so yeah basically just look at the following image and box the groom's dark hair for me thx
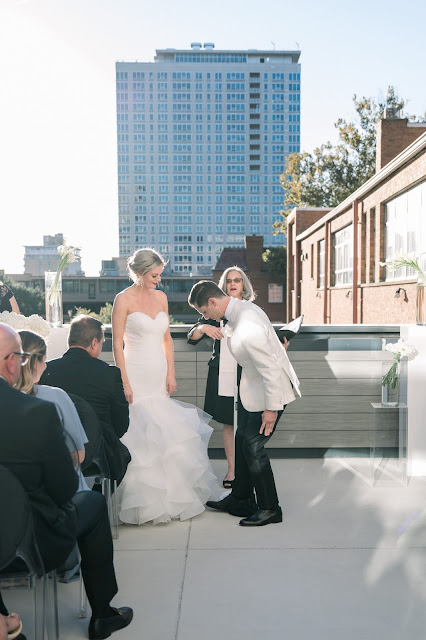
[188,281,227,308]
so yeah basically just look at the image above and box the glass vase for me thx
[416,280,426,325]
[45,271,63,327]
[381,360,399,407]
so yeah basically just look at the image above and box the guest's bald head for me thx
[0,323,23,387]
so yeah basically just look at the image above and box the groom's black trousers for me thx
[232,398,284,510]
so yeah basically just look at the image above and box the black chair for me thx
[67,393,102,473]
[0,465,59,640]
[67,395,119,618]
[68,392,119,530]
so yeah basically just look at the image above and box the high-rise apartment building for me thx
[116,44,301,273]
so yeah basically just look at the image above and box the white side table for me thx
[46,325,70,360]
[370,403,407,486]
[400,325,426,477]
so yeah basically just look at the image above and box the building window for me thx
[268,283,283,303]
[384,181,426,280]
[333,225,353,286]
[318,239,325,288]
[369,208,376,283]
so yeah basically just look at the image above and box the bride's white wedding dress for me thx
[117,311,222,525]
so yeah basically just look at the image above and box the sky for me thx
[0,0,425,276]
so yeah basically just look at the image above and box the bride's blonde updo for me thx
[127,247,167,286]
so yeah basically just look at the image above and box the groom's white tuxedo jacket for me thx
[226,298,301,413]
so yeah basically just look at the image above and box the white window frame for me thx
[333,225,353,287]
[384,180,426,280]
[318,239,325,288]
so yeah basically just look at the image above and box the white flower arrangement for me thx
[47,242,79,300]
[382,339,416,389]
[0,311,51,338]
[380,252,426,285]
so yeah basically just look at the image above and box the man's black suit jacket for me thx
[40,348,130,483]
[0,378,78,571]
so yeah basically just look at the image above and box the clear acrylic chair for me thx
[0,464,59,640]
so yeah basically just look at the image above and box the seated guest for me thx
[17,329,89,492]
[0,280,20,314]
[40,315,130,484]
[0,324,133,639]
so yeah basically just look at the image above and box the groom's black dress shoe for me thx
[89,607,133,639]
[206,494,257,517]
[239,507,283,527]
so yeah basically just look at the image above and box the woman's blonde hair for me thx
[127,247,167,285]
[218,266,256,302]
[17,330,46,395]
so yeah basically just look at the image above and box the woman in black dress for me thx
[187,267,255,488]
[0,281,20,314]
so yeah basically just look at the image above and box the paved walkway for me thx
[8,458,426,639]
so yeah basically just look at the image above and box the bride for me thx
[112,247,222,525]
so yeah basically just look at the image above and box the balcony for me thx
[9,460,426,638]
[97,324,401,452]
[8,324,426,639]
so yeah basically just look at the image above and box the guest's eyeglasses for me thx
[3,352,31,366]
[226,278,243,284]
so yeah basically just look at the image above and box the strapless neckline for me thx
[127,310,167,321]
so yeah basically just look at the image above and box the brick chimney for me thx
[376,115,426,172]
[245,235,264,271]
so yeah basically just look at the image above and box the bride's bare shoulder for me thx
[154,289,168,305]
[114,286,136,306]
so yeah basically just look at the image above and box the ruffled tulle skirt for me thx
[116,395,223,525]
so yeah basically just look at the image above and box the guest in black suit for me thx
[0,323,133,639]
[40,315,130,484]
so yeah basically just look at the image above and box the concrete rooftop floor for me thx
[7,457,426,640]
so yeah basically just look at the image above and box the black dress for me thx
[187,318,236,425]
[0,282,13,312]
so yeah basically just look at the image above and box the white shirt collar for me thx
[224,296,237,321]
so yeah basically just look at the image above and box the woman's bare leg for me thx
[223,423,235,482]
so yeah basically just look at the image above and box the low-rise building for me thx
[24,233,83,277]
[287,117,426,324]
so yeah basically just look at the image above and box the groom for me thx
[188,281,300,526]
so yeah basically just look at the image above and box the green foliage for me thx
[274,87,420,235]
[73,306,99,319]
[262,247,287,275]
[1,276,45,316]
[98,303,113,324]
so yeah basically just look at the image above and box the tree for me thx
[274,87,423,235]
[1,277,45,316]
[73,307,99,319]
[98,303,113,324]
[262,246,287,276]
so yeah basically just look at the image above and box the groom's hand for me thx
[260,410,278,436]
[201,324,224,340]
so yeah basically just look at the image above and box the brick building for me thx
[287,118,426,324]
[213,235,286,322]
